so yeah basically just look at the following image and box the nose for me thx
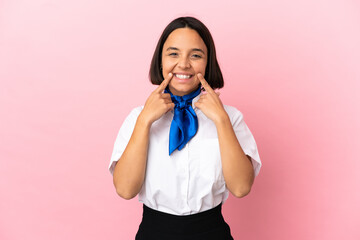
[178,56,191,69]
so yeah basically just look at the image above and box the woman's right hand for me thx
[139,73,175,125]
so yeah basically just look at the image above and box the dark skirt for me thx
[135,203,234,240]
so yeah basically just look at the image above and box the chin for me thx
[171,86,199,96]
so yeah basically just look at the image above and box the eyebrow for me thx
[166,47,205,54]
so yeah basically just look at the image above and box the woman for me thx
[109,16,262,240]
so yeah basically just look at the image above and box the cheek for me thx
[161,62,173,78]
[195,75,201,84]
[162,58,176,71]
[195,62,207,75]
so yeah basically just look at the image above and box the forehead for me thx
[163,28,207,52]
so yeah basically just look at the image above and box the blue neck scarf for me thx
[164,86,201,155]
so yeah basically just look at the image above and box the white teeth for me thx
[175,74,191,79]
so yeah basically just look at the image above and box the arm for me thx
[214,115,255,198]
[194,73,255,198]
[112,115,151,200]
[112,73,174,199]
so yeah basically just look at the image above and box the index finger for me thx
[197,73,215,93]
[155,73,173,93]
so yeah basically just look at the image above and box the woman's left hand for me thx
[194,73,229,125]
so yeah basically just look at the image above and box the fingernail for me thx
[168,73,172,76]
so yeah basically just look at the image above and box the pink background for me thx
[1,0,359,239]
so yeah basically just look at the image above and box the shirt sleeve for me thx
[108,107,143,176]
[226,106,262,177]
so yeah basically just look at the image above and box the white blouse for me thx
[109,93,262,215]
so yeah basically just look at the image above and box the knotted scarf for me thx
[164,86,201,155]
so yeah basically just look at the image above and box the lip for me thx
[173,72,194,76]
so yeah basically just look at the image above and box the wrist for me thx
[137,112,153,129]
[214,112,231,128]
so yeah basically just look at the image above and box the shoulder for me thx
[125,105,144,118]
[223,104,244,122]
[129,105,144,116]
[120,106,144,126]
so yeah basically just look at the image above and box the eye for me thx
[168,52,178,56]
[192,54,202,59]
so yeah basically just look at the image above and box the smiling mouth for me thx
[174,74,193,79]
